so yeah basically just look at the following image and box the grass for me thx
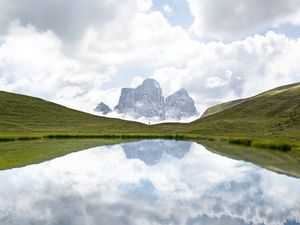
[201,99,245,118]
[0,82,299,171]
[0,137,16,142]
[199,140,300,178]
[45,133,184,140]
[0,139,129,170]
[228,138,253,146]
[228,138,292,151]
[251,140,292,151]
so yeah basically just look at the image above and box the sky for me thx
[0,0,300,117]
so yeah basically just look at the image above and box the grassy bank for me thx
[1,133,299,152]
[1,138,299,178]
[199,140,300,178]
[228,138,292,151]
[0,139,130,170]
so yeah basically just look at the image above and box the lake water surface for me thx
[0,139,299,225]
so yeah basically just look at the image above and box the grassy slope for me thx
[0,91,151,137]
[179,83,300,143]
[1,83,300,143]
[201,99,245,118]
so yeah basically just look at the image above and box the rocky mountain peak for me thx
[177,88,188,94]
[140,78,161,89]
[114,88,136,114]
[165,88,198,120]
[94,102,112,115]
[114,78,164,119]
[95,78,198,121]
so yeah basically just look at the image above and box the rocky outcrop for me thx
[165,88,198,120]
[114,79,165,119]
[96,78,198,120]
[114,88,136,115]
[94,102,112,115]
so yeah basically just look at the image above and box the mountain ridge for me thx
[97,78,198,120]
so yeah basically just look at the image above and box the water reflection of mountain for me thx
[121,140,192,165]
[1,141,300,225]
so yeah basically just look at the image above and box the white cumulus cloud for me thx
[187,0,300,39]
[0,0,300,119]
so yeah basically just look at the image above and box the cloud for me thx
[187,0,300,39]
[0,0,300,117]
[151,31,300,111]
[0,2,197,114]
[0,22,115,112]
[80,10,194,68]
[1,0,196,114]
[0,0,152,43]
[163,4,173,14]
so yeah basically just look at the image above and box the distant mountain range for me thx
[95,78,198,120]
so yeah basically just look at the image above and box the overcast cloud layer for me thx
[0,0,300,117]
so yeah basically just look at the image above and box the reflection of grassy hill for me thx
[199,140,300,178]
[0,139,125,170]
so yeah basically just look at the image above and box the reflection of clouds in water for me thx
[120,178,157,204]
[0,140,299,225]
[187,215,249,225]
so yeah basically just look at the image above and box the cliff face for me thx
[165,88,198,120]
[114,79,165,119]
[134,79,165,119]
[97,78,198,120]
[114,88,136,115]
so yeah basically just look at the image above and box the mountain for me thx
[165,88,198,120]
[134,79,165,118]
[114,88,136,115]
[114,79,165,119]
[113,78,198,120]
[94,102,112,115]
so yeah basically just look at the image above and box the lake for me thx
[0,139,299,225]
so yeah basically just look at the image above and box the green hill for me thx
[181,82,300,142]
[1,82,300,145]
[201,99,245,118]
[0,91,150,137]
[201,83,300,119]
[1,84,300,174]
